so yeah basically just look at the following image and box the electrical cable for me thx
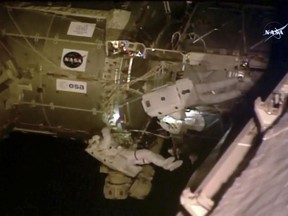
[130,129,171,139]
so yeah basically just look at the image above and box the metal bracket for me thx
[180,188,214,216]
[254,92,286,132]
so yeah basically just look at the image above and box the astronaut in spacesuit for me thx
[85,127,183,177]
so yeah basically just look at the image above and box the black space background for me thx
[0,132,193,216]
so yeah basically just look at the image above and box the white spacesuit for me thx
[85,127,183,177]
[142,76,253,134]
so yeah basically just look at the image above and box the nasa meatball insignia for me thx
[60,49,88,72]
[63,52,83,68]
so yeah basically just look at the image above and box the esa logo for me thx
[68,83,85,90]
[56,79,87,94]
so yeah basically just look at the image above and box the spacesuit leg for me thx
[199,90,242,104]
[194,78,239,94]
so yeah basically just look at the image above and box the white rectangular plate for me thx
[56,79,87,94]
[67,22,96,37]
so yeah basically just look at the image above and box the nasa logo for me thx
[63,52,83,68]
[68,83,85,90]
[263,22,288,42]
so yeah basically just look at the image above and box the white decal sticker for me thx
[56,79,87,94]
[60,48,88,72]
[67,22,96,37]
